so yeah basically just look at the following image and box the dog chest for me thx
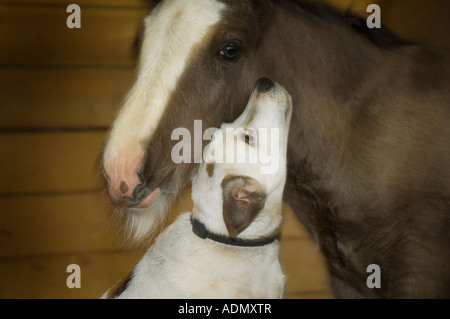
[118,213,285,298]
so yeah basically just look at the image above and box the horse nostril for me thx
[120,181,129,194]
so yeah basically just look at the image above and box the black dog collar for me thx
[190,216,279,247]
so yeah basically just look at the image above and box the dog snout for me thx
[255,77,275,93]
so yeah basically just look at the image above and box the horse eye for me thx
[219,43,240,60]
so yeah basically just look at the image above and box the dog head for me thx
[192,78,292,239]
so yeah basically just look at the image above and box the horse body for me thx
[285,44,450,297]
[102,0,450,298]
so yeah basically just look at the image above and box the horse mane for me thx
[146,0,414,49]
[287,0,416,49]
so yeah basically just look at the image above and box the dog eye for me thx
[219,43,240,60]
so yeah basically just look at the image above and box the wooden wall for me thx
[0,0,154,299]
[0,0,448,299]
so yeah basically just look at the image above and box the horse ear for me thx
[222,176,267,239]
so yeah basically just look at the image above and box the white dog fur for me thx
[102,78,292,299]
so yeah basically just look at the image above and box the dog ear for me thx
[222,176,267,239]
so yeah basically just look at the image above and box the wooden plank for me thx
[0,0,154,8]
[0,188,193,258]
[0,237,330,298]
[0,175,312,256]
[280,237,331,296]
[0,192,118,258]
[0,68,134,129]
[0,238,331,298]
[0,250,145,298]
[379,0,450,49]
[0,5,148,66]
[0,132,107,194]
[281,203,311,240]
[285,291,332,299]
[324,0,450,49]
[2,0,447,68]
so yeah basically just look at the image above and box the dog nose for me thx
[255,77,275,93]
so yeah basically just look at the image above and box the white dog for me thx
[102,78,292,299]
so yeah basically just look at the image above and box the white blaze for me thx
[104,0,225,165]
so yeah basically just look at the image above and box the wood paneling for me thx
[0,238,331,299]
[0,192,117,257]
[379,0,450,48]
[325,0,450,48]
[0,68,133,129]
[281,238,331,297]
[0,132,107,194]
[281,203,311,240]
[0,5,148,66]
[0,187,194,258]
[1,0,153,8]
[0,250,145,299]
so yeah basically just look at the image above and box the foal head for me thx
[102,0,275,241]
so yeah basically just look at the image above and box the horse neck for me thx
[266,3,392,192]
